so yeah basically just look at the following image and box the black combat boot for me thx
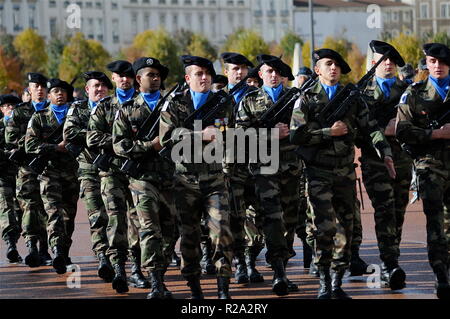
[52,246,67,274]
[147,270,166,299]
[284,259,299,292]
[5,239,21,263]
[302,240,313,269]
[349,250,370,276]
[217,276,231,299]
[24,240,41,267]
[234,254,249,284]
[186,275,204,299]
[317,267,332,299]
[245,248,264,283]
[161,269,173,299]
[380,262,406,290]
[97,252,114,283]
[64,246,73,266]
[200,240,216,275]
[433,263,450,300]
[128,262,150,288]
[331,269,352,299]
[271,258,289,296]
[38,239,52,266]
[112,263,129,293]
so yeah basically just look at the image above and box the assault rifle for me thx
[120,83,184,179]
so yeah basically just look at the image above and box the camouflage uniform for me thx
[396,79,450,271]
[360,77,412,267]
[159,89,234,280]
[86,94,140,266]
[290,81,392,272]
[63,100,109,257]
[24,107,79,253]
[4,102,48,250]
[112,93,176,272]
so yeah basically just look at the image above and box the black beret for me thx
[248,67,260,79]
[83,71,113,90]
[47,78,74,102]
[107,60,135,77]
[27,73,48,85]
[133,57,169,82]
[221,52,254,68]
[297,66,313,76]
[423,43,450,66]
[369,40,405,67]
[312,49,351,74]
[181,55,216,78]
[213,74,228,85]
[0,94,22,106]
[256,54,294,81]
[418,58,428,71]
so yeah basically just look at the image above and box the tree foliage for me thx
[0,46,23,94]
[13,28,48,75]
[46,37,68,78]
[221,28,270,66]
[388,33,423,66]
[277,31,303,66]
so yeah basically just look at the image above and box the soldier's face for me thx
[426,56,450,79]
[0,104,13,117]
[112,73,134,90]
[86,79,109,103]
[185,65,212,93]
[22,90,31,103]
[246,77,260,88]
[29,82,47,102]
[373,53,396,78]
[296,75,308,87]
[137,67,162,93]
[48,88,68,105]
[224,63,249,85]
[315,58,341,85]
[259,64,281,88]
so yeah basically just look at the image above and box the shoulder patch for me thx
[67,107,75,116]
[399,92,409,104]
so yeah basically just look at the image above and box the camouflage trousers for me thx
[129,175,176,272]
[173,169,234,278]
[0,164,22,242]
[17,166,47,243]
[100,171,139,265]
[78,164,109,256]
[244,175,265,255]
[360,155,412,264]
[305,164,356,271]
[39,167,79,250]
[295,170,308,243]
[415,158,450,269]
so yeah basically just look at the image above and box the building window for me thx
[392,11,399,22]
[0,5,4,28]
[403,10,411,22]
[50,17,57,37]
[29,4,36,29]
[185,13,191,27]
[86,2,93,8]
[96,2,102,9]
[420,3,429,19]
[209,0,216,5]
[131,12,138,36]
[49,1,57,8]
[112,2,118,9]
[13,5,21,32]
[198,13,204,32]
[144,13,150,29]
[112,19,120,43]
[209,13,216,36]
[441,2,450,18]
[159,12,166,26]
[172,13,179,30]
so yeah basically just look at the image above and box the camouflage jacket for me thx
[396,78,450,163]
[290,80,392,168]
[25,106,78,171]
[63,100,99,167]
[86,92,139,174]
[112,93,174,179]
[360,77,409,158]
[159,88,233,174]
[0,114,6,165]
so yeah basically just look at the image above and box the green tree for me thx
[321,36,353,83]
[346,43,366,83]
[0,33,18,58]
[185,34,217,62]
[222,28,270,65]
[388,33,423,66]
[46,37,68,78]
[429,32,450,47]
[13,28,48,75]
[278,31,303,66]
[301,40,312,68]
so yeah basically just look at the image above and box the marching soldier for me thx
[236,54,300,296]
[25,79,79,274]
[112,57,176,299]
[63,71,115,282]
[359,40,412,289]
[0,95,23,263]
[5,73,51,268]
[395,43,450,299]
[290,48,395,299]
[159,55,234,299]
[87,60,148,293]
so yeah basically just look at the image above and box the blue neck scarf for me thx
[32,100,47,112]
[429,75,450,101]
[116,88,135,105]
[88,100,98,109]
[190,90,210,110]
[141,91,161,111]
[4,112,12,122]
[376,76,397,99]
[50,104,69,124]
[321,83,339,100]
[263,84,283,103]
[229,84,247,104]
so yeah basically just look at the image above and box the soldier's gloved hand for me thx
[275,122,290,139]
[151,136,163,151]
[384,156,396,179]
[384,118,396,137]
[202,126,218,142]
[56,141,68,153]
[330,121,348,137]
